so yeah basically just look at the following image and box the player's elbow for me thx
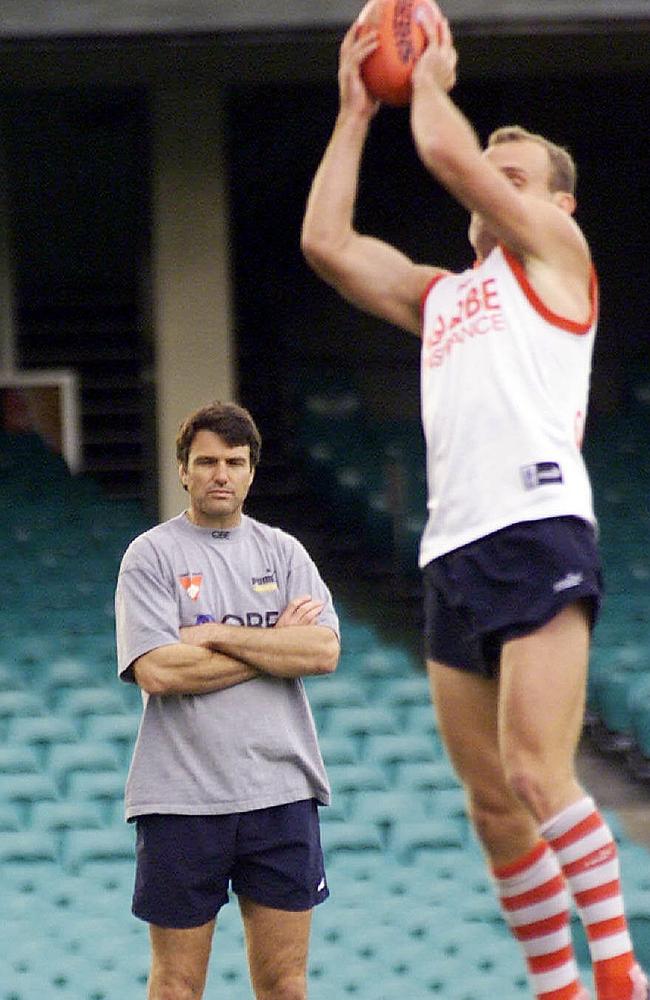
[300,222,349,282]
[133,656,172,696]
[312,632,340,675]
[300,227,333,275]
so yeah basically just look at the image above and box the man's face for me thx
[469,139,558,254]
[180,429,255,529]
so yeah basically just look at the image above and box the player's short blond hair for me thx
[487,125,577,196]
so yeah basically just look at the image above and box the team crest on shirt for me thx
[179,574,203,601]
[251,569,278,593]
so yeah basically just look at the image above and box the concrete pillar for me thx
[0,109,17,371]
[152,87,234,521]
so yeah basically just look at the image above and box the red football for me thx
[358,0,437,106]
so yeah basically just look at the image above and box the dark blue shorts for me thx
[422,516,602,678]
[132,799,329,928]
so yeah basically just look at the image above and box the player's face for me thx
[180,429,255,529]
[468,139,556,255]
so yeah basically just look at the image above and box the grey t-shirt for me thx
[115,512,339,820]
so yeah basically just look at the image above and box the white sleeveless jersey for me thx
[419,244,598,568]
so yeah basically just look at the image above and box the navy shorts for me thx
[132,799,329,928]
[422,516,603,678]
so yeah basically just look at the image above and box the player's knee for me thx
[254,971,307,1000]
[504,763,549,821]
[468,792,531,855]
[148,967,206,1000]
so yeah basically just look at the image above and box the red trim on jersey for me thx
[501,245,598,336]
[419,271,450,326]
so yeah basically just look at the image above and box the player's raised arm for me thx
[409,4,590,296]
[301,20,442,336]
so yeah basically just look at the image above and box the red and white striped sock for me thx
[494,840,587,1000]
[542,796,647,1000]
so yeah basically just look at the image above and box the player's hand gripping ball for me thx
[358,0,440,106]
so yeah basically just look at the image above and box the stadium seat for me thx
[325,705,399,738]
[364,733,437,769]
[381,675,431,709]
[0,830,58,863]
[41,656,96,693]
[403,702,439,736]
[31,800,104,832]
[63,826,135,874]
[67,770,125,805]
[327,762,388,794]
[56,686,126,717]
[318,734,359,765]
[352,789,430,825]
[321,821,384,859]
[0,744,40,773]
[0,802,22,831]
[84,712,140,744]
[0,771,58,804]
[430,786,468,821]
[396,759,461,791]
[0,689,42,718]
[8,714,79,747]
[392,818,466,862]
[303,676,366,710]
[48,741,122,791]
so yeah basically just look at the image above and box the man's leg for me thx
[429,658,587,1000]
[147,920,215,1000]
[239,896,312,1000]
[499,601,647,1000]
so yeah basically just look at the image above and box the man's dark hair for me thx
[176,401,262,471]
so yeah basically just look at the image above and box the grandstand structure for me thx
[0,2,649,998]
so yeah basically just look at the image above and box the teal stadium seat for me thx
[48,741,122,792]
[8,714,79,747]
[64,826,135,874]
[31,800,104,832]
[325,705,399,739]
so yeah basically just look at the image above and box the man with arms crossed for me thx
[301,6,646,1000]
[115,401,339,1000]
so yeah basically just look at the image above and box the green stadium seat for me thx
[31,800,104,832]
[318,734,359,766]
[303,676,365,710]
[364,733,437,768]
[0,689,42,718]
[64,826,135,874]
[403,702,440,736]
[355,645,421,680]
[0,771,58,804]
[325,705,398,738]
[327,762,388,794]
[352,789,430,825]
[0,744,40,773]
[396,759,461,791]
[392,818,466,862]
[83,712,140,744]
[381,676,431,709]
[321,821,384,859]
[67,770,125,805]
[56,687,126,717]
[0,802,22,831]
[0,830,58,863]
[48,741,122,791]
